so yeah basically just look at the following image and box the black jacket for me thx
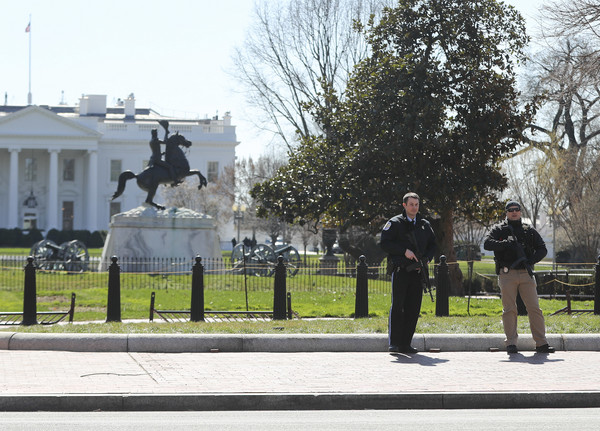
[483,218,547,273]
[380,211,436,270]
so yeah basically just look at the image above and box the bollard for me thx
[354,255,369,318]
[191,255,205,322]
[435,255,449,317]
[68,292,76,323]
[106,256,121,322]
[273,256,287,320]
[22,256,37,326]
[149,291,156,322]
[595,255,600,315]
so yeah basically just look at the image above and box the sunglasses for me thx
[507,208,521,213]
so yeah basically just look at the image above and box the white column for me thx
[86,149,98,231]
[8,148,20,228]
[47,149,59,230]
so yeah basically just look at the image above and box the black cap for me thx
[505,200,521,210]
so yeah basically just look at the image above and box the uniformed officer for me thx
[483,200,555,354]
[380,192,436,354]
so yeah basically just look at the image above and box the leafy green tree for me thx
[252,0,533,293]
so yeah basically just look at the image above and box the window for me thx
[25,158,37,182]
[62,201,74,231]
[207,161,219,182]
[63,159,75,181]
[110,202,121,221]
[110,160,122,182]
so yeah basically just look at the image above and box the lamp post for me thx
[232,203,246,243]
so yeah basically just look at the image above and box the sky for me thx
[2,0,547,159]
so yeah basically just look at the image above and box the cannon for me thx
[231,243,301,277]
[29,239,90,272]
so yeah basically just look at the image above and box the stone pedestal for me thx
[318,255,340,275]
[100,205,221,272]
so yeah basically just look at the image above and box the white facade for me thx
[0,94,238,234]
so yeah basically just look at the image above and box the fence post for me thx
[68,292,76,323]
[354,255,369,318]
[191,255,205,322]
[435,255,449,317]
[149,291,156,322]
[273,256,287,320]
[22,256,37,326]
[595,255,600,315]
[106,256,121,322]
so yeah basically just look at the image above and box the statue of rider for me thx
[147,120,180,186]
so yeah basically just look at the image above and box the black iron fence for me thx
[0,255,394,294]
[1,254,599,324]
[2,255,600,298]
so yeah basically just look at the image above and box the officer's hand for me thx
[405,249,417,261]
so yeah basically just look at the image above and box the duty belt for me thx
[501,266,528,273]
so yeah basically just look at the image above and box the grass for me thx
[1,247,599,334]
[2,287,599,334]
[7,314,600,335]
[2,280,592,321]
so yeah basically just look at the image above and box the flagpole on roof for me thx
[27,14,32,105]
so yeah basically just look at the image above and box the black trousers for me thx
[388,269,423,347]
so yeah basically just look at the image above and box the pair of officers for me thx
[380,194,555,355]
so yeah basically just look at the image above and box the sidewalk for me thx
[1,333,599,411]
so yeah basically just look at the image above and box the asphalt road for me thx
[1,409,599,430]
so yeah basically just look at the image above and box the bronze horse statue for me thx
[111,132,207,210]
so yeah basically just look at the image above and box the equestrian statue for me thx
[111,120,207,210]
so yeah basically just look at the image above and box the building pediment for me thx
[0,105,101,139]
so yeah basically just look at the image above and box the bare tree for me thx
[161,165,235,234]
[543,0,600,41]
[504,149,549,229]
[234,154,290,244]
[231,0,391,151]
[523,36,600,261]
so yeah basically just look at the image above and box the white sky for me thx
[2,0,547,159]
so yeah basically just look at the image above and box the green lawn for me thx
[1,248,599,334]
[7,313,600,335]
[1,284,599,334]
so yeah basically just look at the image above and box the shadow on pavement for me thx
[389,353,449,366]
[502,353,565,364]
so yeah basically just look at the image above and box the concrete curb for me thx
[1,391,600,411]
[1,332,599,352]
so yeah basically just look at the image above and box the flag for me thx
[25,22,30,33]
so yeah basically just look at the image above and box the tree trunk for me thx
[431,208,464,296]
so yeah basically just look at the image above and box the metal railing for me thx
[0,255,392,294]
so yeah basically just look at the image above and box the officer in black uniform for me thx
[380,192,436,354]
[483,200,555,354]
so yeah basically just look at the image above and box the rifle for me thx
[506,225,534,277]
[407,230,434,302]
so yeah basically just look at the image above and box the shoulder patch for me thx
[383,221,392,231]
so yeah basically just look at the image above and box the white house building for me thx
[0,94,238,236]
